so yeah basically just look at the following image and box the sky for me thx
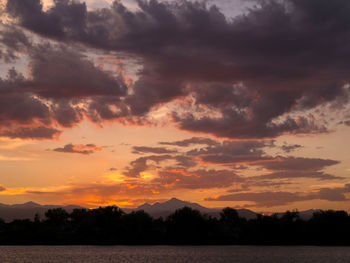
[0,0,350,212]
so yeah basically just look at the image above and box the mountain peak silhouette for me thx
[135,198,212,216]
[13,201,41,208]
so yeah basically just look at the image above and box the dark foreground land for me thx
[0,206,349,245]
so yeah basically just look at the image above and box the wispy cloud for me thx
[53,143,103,155]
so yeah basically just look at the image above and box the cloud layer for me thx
[205,184,350,207]
[113,137,345,204]
[1,0,350,139]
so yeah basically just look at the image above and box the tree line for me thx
[0,206,349,245]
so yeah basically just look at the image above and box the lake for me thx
[0,246,349,262]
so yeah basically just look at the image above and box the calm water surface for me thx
[0,246,349,263]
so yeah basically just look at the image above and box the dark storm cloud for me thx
[27,44,127,99]
[0,126,62,139]
[53,143,103,155]
[132,146,177,154]
[0,84,51,125]
[7,0,350,138]
[0,24,32,62]
[51,100,83,128]
[4,0,350,139]
[174,114,328,140]
[6,0,87,38]
[27,44,128,123]
[0,68,58,140]
[205,184,350,207]
[0,41,129,138]
[0,68,63,140]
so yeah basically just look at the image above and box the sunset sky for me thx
[0,0,350,212]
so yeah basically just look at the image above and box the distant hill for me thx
[0,199,323,222]
[132,198,214,218]
[128,198,258,220]
[0,202,83,222]
[0,199,257,222]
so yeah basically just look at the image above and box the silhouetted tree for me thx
[0,206,349,245]
[219,207,246,243]
[166,207,208,244]
[307,210,350,245]
[0,217,5,233]
[45,208,69,225]
[121,210,157,244]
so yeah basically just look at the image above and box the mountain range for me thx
[0,198,317,222]
[125,198,258,219]
[0,201,82,222]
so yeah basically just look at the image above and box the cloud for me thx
[0,185,6,191]
[231,181,294,193]
[251,156,342,181]
[0,126,62,140]
[124,154,173,177]
[0,42,129,139]
[123,138,343,189]
[159,137,219,147]
[53,143,103,155]
[0,68,60,140]
[132,146,177,154]
[6,0,86,38]
[0,24,32,62]
[281,143,303,153]
[124,151,200,177]
[0,69,51,126]
[172,155,198,168]
[205,184,350,207]
[153,168,243,189]
[27,44,127,100]
[187,140,274,165]
[255,170,342,181]
[3,0,350,139]
[257,156,339,172]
